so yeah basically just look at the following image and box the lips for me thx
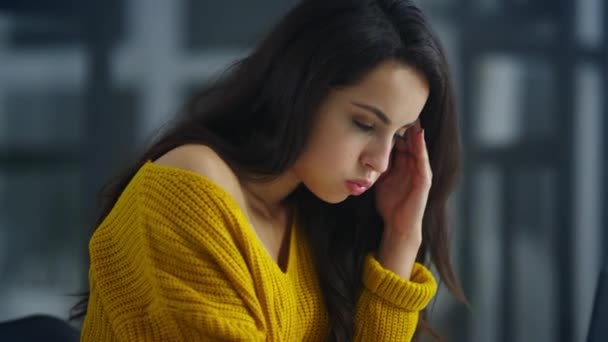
[345,179,373,196]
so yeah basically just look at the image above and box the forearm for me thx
[377,226,422,280]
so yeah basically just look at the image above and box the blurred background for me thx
[0,0,605,341]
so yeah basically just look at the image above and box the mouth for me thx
[345,179,372,196]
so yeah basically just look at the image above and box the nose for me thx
[360,139,393,174]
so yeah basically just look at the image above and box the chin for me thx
[303,186,345,204]
[324,196,348,204]
[317,191,349,204]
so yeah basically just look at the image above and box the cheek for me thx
[314,127,360,162]
[314,139,358,171]
[297,116,366,176]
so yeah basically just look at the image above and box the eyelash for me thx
[353,120,407,140]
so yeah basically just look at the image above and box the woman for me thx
[76,0,466,340]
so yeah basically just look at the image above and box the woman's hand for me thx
[373,120,433,278]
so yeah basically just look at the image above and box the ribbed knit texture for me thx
[81,161,438,341]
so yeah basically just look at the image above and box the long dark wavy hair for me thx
[72,0,467,340]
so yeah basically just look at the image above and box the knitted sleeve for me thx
[81,166,266,341]
[353,254,438,341]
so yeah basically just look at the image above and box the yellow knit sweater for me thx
[81,161,438,341]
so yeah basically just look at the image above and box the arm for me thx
[358,124,437,340]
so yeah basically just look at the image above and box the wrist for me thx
[377,227,422,279]
[383,224,423,246]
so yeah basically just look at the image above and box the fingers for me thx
[416,128,433,182]
[394,134,409,153]
[389,120,432,182]
[412,119,422,131]
[404,122,432,182]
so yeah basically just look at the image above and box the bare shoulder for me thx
[153,144,243,198]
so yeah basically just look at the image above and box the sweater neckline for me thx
[141,160,298,277]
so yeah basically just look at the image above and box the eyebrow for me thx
[350,101,417,128]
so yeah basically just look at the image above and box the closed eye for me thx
[353,120,374,132]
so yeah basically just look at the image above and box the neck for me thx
[239,170,300,220]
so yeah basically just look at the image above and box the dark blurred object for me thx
[0,315,79,341]
[0,0,123,48]
[184,0,296,49]
[0,0,82,14]
[587,265,608,342]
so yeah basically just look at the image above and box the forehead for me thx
[331,61,429,126]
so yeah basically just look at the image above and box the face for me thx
[292,60,430,203]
